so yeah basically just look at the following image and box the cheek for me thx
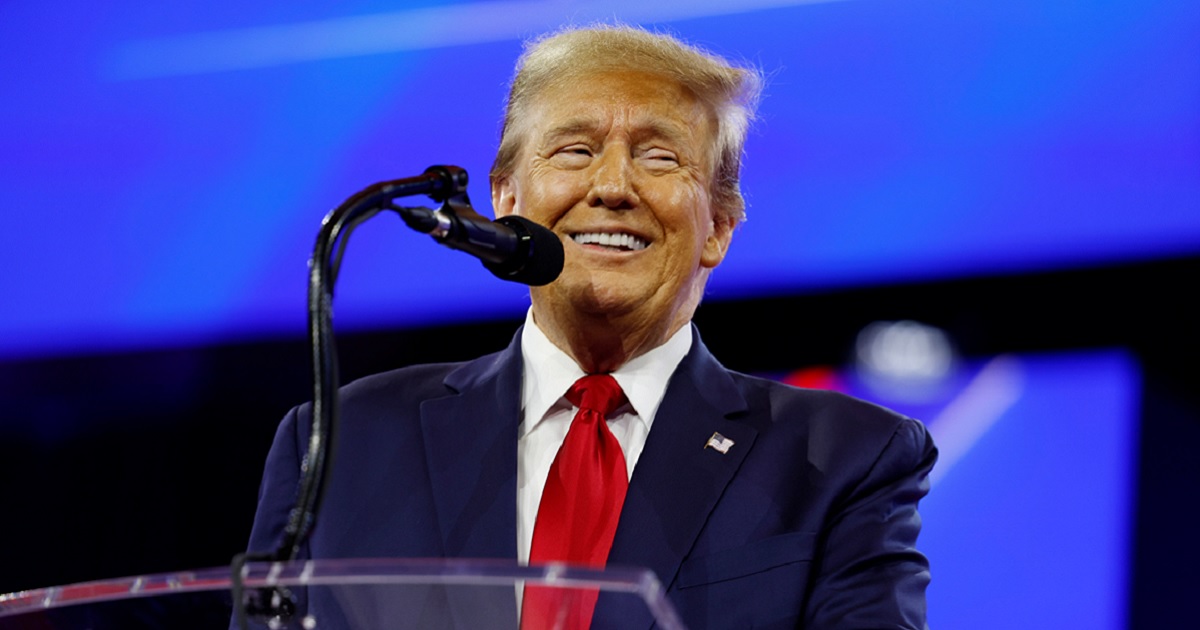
[663,185,693,209]
[521,172,586,221]
[660,184,712,235]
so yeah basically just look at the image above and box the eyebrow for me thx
[537,117,693,149]
[637,120,691,148]
[537,119,600,146]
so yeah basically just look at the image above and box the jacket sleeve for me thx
[231,407,311,630]
[805,417,937,629]
[245,405,308,560]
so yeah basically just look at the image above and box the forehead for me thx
[522,70,715,148]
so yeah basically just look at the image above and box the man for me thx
[246,25,936,629]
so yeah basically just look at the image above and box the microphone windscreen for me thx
[488,215,564,286]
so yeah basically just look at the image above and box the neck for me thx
[531,306,691,374]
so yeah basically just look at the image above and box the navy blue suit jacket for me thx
[246,328,936,629]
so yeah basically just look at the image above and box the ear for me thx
[700,215,737,269]
[491,175,517,219]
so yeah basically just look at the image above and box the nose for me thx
[586,149,639,210]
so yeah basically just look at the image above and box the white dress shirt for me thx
[516,309,693,564]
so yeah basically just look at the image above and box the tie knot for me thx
[566,374,627,417]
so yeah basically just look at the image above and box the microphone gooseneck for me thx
[232,166,561,630]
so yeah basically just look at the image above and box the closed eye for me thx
[640,147,680,170]
[549,144,593,168]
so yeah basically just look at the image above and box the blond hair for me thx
[490,25,762,222]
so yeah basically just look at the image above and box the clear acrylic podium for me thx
[0,558,686,629]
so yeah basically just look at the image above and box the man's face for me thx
[492,70,734,334]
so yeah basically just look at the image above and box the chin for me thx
[540,277,648,319]
[582,285,648,317]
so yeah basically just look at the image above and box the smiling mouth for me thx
[571,232,649,252]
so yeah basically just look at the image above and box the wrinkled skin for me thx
[492,70,736,372]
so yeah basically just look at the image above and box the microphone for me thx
[400,204,565,286]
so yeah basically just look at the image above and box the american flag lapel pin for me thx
[705,432,735,454]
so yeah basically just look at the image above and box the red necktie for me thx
[523,374,629,630]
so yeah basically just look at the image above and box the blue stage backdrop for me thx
[4,0,1198,359]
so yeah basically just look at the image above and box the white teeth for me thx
[572,232,648,251]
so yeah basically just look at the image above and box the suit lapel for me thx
[600,329,757,628]
[419,333,524,560]
[417,326,755,627]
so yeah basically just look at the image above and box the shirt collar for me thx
[518,309,693,437]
